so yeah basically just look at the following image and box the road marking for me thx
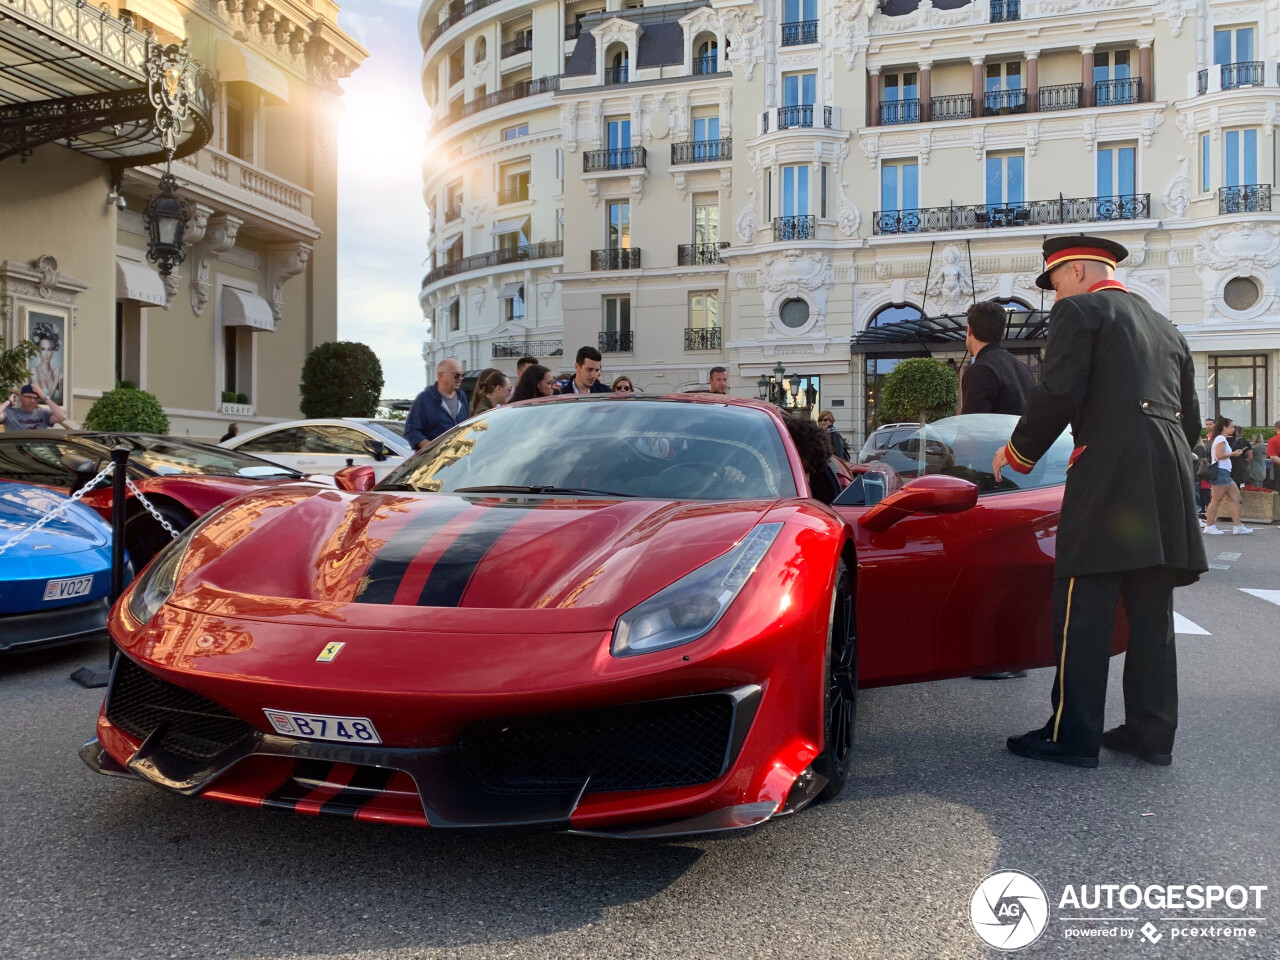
[1239,589,1280,608]
[1207,563,1231,570]
[1174,613,1210,636]
[1214,552,1242,562]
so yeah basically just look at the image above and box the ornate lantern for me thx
[143,172,191,277]
[142,42,197,277]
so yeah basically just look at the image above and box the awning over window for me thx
[121,0,186,38]
[491,216,528,236]
[439,296,459,311]
[221,287,276,331]
[500,282,524,298]
[217,41,290,105]
[115,259,167,306]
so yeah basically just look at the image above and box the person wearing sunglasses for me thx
[816,410,848,460]
[405,357,470,450]
[611,376,635,393]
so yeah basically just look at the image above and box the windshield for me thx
[89,435,303,479]
[872,414,1072,494]
[367,420,407,442]
[378,399,798,500]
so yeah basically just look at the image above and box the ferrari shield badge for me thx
[316,642,345,662]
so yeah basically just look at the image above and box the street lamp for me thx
[142,42,196,278]
[143,171,191,277]
[756,374,771,402]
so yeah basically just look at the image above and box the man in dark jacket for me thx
[960,301,1035,415]
[558,346,611,395]
[994,235,1207,768]
[405,358,469,450]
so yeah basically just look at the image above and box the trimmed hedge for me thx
[299,341,384,419]
[878,357,957,425]
[83,385,170,433]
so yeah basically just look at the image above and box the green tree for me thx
[0,335,36,396]
[879,357,957,425]
[299,341,384,418]
[82,384,170,433]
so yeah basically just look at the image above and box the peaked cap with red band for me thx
[1035,235,1129,290]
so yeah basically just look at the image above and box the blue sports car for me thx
[0,482,120,653]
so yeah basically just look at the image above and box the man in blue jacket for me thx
[405,358,469,450]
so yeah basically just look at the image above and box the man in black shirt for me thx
[960,301,1035,416]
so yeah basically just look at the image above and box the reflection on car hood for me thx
[0,483,110,559]
[169,488,776,629]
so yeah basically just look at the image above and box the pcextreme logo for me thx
[971,870,1051,951]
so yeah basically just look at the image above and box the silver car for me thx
[222,418,413,480]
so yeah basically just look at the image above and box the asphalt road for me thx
[2,527,1278,960]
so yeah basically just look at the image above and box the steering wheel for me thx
[655,460,722,497]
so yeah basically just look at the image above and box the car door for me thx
[831,415,1073,687]
[234,428,306,473]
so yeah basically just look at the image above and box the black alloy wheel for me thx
[814,559,857,801]
[124,503,195,573]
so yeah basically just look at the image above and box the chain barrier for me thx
[0,461,117,558]
[124,477,182,540]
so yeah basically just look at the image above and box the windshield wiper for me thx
[453,485,636,497]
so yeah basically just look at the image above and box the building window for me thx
[779,298,810,328]
[694,37,717,74]
[820,164,828,218]
[864,353,914,435]
[607,201,630,249]
[222,323,252,403]
[783,0,816,23]
[690,291,717,328]
[504,284,526,322]
[474,36,486,62]
[985,61,1024,113]
[503,123,530,140]
[555,147,564,181]
[114,302,142,388]
[693,197,719,244]
[692,111,719,143]
[1200,133,1211,192]
[1224,276,1262,312]
[1214,25,1255,64]
[607,117,630,153]
[500,163,530,202]
[782,72,816,107]
[881,71,919,124]
[1224,128,1259,186]
[781,164,809,216]
[880,159,919,211]
[449,299,461,332]
[602,295,632,352]
[495,216,530,253]
[1097,143,1136,197]
[1208,354,1267,425]
[985,152,1025,206]
[223,87,252,160]
[606,45,629,83]
[1094,50,1130,84]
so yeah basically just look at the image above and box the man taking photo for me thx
[1,383,67,431]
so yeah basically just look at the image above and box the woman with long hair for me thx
[511,364,557,402]
[469,370,510,417]
[1204,416,1252,534]
[611,375,635,393]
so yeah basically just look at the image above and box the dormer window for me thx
[694,37,717,75]
[606,45,629,84]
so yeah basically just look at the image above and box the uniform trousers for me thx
[1047,566,1180,756]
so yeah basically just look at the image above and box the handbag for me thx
[1195,456,1217,483]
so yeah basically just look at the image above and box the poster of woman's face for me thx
[25,310,66,406]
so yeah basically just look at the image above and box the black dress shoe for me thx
[1007,730,1099,768]
[973,671,1029,680]
[1102,726,1172,766]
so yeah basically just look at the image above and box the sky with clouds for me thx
[335,0,433,400]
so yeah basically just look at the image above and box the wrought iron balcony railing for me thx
[990,0,1020,21]
[685,327,722,350]
[429,0,502,47]
[591,248,642,270]
[499,185,529,204]
[1038,83,1081,111]
[879,98,920,125]
[872,194,1150,235]
[1196,68,1208,95]
[930,94,973,121]
[1095,77,1142,106]
[422,240,561,287]
[604,64,629,84]
[677,242,729,266]
[492,339,563,358]
[671,138,732,164]
[774,215,816,240]
[777,104,829,129]
[441,76,559,128]
[1219,184,1272,214]
[983,87,1027,114]
[781,20,818,45]
[444,202,463,223]
[500,35,532,58]
[583,146,647,172]
[564,22,581,40]
[693,54,718,75]
[599,331,634,353]
[1221,61,1266,89]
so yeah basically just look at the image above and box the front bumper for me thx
[0,598,109,653]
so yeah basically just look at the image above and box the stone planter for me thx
[1216,489,1277,523]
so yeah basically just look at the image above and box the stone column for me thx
[1138,40,1153,102]
[1081,45,1095,108]
[971,57,985,118]
[919,62,932,122]
[1026,51,1039,114]
[868,68,881,126]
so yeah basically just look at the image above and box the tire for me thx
[813,559,857,802]
[123,503,195,573]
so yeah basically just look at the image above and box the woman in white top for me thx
[1204,417,1252,535]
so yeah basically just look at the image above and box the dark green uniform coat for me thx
[1005,287,1208,585]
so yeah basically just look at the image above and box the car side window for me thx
[303,426,371,455]
[0,441,80,487]
[238,428,304,454]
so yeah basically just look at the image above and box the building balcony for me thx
[762,104,836,133]
[583,146,646,172]
[1094,77,1142,106]
[671,138,732,164]
[1038,83,1081,112]
[693,54,718,75]
[872,194,1150,235]
[604,64,629,84]
[591,248,642,270]
[685,327,722,350]
[879,98,920,125]
[498,185,529,204]
[774,215,816,240]
[1219,184,1272,215]
[983,88,1027,115]
[501,35,532,58]
[781,20,818,46]
[599,331,633,353]
[930,94,973,121]
[492,339,564,359]
[1196,61,1276,95]
[421,240,561,288]
[990,0,1020,22]
[564,22,581,40]
[444,202,463,223]
[677,242,729,266]
[428,0,502,47]
[448,65,464,86]
[439,76,559,129]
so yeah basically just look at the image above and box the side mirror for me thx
[333,464,376,492]
[61,454,98,494]
[363,438,388,462]
[858,474,978,532]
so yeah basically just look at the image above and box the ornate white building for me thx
[419,0,1280,444]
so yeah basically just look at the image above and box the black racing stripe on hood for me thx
[415,506,530,607]
[355,499,473,604]
[317,766,396,818]
[261,760,333,812]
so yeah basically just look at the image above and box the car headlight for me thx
[611,523,782,658]
[125,513,210,624]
